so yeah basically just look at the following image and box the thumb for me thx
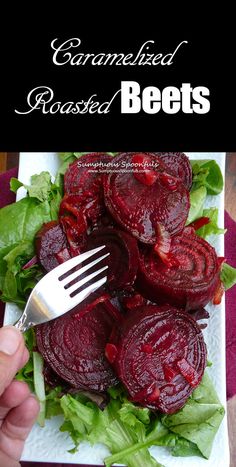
[0,326,26,397]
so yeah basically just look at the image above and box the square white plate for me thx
[4,153,229,466]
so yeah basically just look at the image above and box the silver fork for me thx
[14,246,109,333]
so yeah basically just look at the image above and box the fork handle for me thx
[14,313,33,333]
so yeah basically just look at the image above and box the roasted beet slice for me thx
[36,298,119,392]
[64,153,112,195]
[138,228,221,310]
[103,153,190,244]
[62,153,114,251]
[86,227,139,291]
[43,363,70,389]
[106,305,207,414]
[59,194,93,256]
[60,193,106,226]
[157,152,192,190]
[189,307,210,329]
[43,364,108,408]
[59,189,109,256]
[35,221,71,272]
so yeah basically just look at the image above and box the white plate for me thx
[4,153,229,466]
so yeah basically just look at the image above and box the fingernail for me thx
[0,326,22,355]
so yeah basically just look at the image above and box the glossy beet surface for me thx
[157,152,192,190]
[36,298,119,392]
[86,227,139,291]
[106,305,207,414]
[103,153,190,244]
[138,227,221,310]
[64,153,112,195]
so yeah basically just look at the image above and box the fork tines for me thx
[58,246,109,297]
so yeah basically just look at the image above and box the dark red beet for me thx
[35,221,71,272]
[189,307,210,329]
[43,363,69,389]
[60,193,106,227]
[106,305,207,414]
[157,152,192,190]
[86,227,139,291]
[43,364,109,408]
[122,293,147,311]
[103,153,190,244]
[212,280,225,305]
[59,194,91,256]
[36,298,119,392]
[92,211,116,231]
[138,228,221,310]
[64,153,112,195]
[62,153,114,253]
[59,190,108,256]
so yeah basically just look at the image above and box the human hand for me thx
[0,326,39,467]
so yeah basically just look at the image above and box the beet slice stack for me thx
[138,227,221,310]
[61,153,114,253]
[34,152,221,411]
[103,152,190,244]
[36,298,120,392]
[106,305,207,414]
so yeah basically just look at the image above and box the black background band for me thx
[1,13,235,151]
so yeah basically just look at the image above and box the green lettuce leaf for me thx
[59,393,162,467]
[0,172,62,305]
[60,394,100,452]
[45,386,64,419]
[0,197,51,252]
[162,372,225,459]
[16,328,35,391]
[33,351,46,427]
[60,394,95,434]
[105,371,225,464]
[57,371,224,466]
[16,330,62,425]
[55,153,79,191]
[0,242,43,306]
[10,171,62,218]
[11,172,51,202]
[196,207,226,238]
[49,188,62,220]
[105,420,163,467]
[221,262,236,290]
[191,159,223,195]
[186,186,207,224]
[118,399,150,427]
[0,197,51,304]
[171,437,202,457]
